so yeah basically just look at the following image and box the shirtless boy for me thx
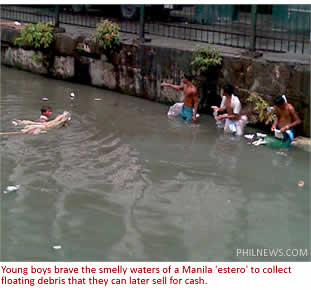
[161,74,199,123]
[271,95,301,145]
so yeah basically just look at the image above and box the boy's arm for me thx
[227,113,240,121]
[271,106,279,131]
[212,96,226,112]
[161,82,184,91]
[271,116,278,131]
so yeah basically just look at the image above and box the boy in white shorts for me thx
[212,84,247,136]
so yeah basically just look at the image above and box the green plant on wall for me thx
[191,44,222,74]
[75,43,86,54]
[91,19,120,52]
[247,92,276,123]
[15,22,55,49]
[32,54,42,64]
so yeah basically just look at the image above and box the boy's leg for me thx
[178,105,186,121]
[283,128,295,147]
[185,109,193,123]
[224,119,231,133]
[236,119,246,136]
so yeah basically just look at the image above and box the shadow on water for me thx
[1,65,310,261]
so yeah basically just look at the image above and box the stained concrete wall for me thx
[1,24,310,136]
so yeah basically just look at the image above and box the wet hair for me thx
[41,106,52,114]
[223,84,234,96]
[273,95,285,107]
[184,73,193,82]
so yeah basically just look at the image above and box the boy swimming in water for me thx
[40,106,52,122]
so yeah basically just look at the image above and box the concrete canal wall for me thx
[1,24,310,137]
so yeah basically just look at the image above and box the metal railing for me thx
[1,5,310,54]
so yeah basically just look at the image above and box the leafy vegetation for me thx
[191,44,222,74]
[15,22,55,49]
[91,19,120,52]
[32,54,42,64]
[247,92,276,123]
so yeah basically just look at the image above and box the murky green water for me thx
[1,66,310,261]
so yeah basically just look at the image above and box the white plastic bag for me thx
[167,102,183,117]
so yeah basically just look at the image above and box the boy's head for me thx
[273,95,285,107]
[41,106,52,117]
[183,73,193,83]
[222,84,234,96]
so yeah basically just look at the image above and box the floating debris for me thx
[12,120,18,126]
[14,21,21,26]
[3,185,20,194]
[52,245,62,250]
[70,92,75,99]
[252,139,266,146]
[12,111,71,135]
[276,151,287,157]
[94,98,102,101]
[256,132,267,138]
[41,97,49,101]
[244,134,255,140]
[297,180,304,188]
[83,43,91,53]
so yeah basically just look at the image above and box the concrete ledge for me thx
[292,137,311,152]
[0,22,22,44]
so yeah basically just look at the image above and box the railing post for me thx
[54,5,65,32]
[250,5,258,52]
[139,5,145,42]
[54,5,60,28]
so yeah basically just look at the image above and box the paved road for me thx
[1,5,310,56]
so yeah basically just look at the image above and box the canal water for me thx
[1,66,310,261]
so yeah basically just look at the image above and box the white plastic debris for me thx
[274,129,284,139]
[256,132,267,138]
[276,151,287,156]
[3,185,20,194]
[167,102,183,117]
[266,106,274,113]
[94,98,102,101]
[70,92,75,99]
[297,180,304,188]
[252,139,266,146]
[244,134,255,140]
[83,43,91,53]
[14,21,21,26]
[52,245,62,250]
[41,97,49,101]
[12,120,18,126]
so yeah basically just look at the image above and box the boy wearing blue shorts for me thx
[161,74,198,123]
[271,95,301,147]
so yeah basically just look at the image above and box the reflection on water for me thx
[1,66,310,261]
